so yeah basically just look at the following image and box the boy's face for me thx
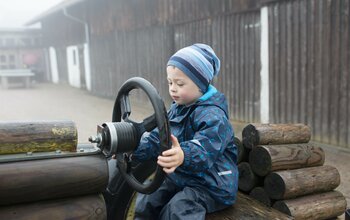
[166,66,202,106]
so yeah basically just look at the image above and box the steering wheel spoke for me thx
[120,95,131,120]
[142,114,157,132]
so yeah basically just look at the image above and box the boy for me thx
[133,43,238,219]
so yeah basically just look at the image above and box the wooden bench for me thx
[0,69,35,89]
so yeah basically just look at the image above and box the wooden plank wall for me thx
[90,27,174,102]
[39,0,349,149]
[90,10,261,123]
[268,0,350,148]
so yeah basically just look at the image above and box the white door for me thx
[49,47,59,84]
[66,46,81,88]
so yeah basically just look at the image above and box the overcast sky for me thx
[0,0,64,28]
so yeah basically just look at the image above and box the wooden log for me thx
[238,162,263,192]
[235,137,249,164]
[0,194,107,220]
[242,123,311,149]
[264,165,340,200]
[206,192,292,220]
[273,191,347,220]
[249,187,274,207]
[249,143,325,176]
[0,153,108,205]
[0,120,77,154]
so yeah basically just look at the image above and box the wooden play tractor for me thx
[0,77,297,219]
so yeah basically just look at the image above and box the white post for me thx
[49,47,59,84]
[84,43,91,91]
[260,6,269,123]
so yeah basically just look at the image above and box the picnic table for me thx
[0,69,35,89]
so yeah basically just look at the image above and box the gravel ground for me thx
[1,82,349,217]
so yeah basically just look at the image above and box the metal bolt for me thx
[89,135,101,144]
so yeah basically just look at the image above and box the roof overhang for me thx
[25,0,86,26]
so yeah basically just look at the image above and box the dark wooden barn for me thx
[27,0,350,149]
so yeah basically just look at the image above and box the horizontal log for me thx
[273,191,347,220]
[242,123,311,149]
[238,162,263,192]
[0,153,108,205]
[249,187,274,207]
[206,192,292,220]
[0,120,77,154]
[0,194,106,220]
[249,144,325,176]
[235,137,249,164]
[264,165,340,200]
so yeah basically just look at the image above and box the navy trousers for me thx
[134,178,229,220]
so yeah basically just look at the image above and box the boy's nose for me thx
[170,85,176,92]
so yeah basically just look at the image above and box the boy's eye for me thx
[177,84,184,87]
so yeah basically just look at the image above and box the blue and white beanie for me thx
[167,43,220,93]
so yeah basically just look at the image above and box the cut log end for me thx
[242,124,259,149]
[238,162,262,192]
[264,172,285,200]
[249,147,271,176]
[235,137,248,164]
[273,201,292,216]
[249,187,273,207]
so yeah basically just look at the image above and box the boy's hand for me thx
[157,134,184,174]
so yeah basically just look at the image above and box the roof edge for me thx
[25,0,86,26]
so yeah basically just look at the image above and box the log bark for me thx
[206,192,292,220]
[238,162,263,192]
[0,194,106,220]
[249,187,274,207]
[264,165,340,200]
[235,137,249,164]
[0,153,108,205]
[0,120,77,154]
[249,144,325,176]
[273,191,347,220]
[242,123,311,149]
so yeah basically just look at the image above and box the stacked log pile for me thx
[0,120,108,219]
[237,123,347,220]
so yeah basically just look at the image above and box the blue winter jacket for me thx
[133,85,238,205]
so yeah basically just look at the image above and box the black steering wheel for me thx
[90,77,171,194]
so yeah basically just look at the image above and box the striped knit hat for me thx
[167,43,220,93]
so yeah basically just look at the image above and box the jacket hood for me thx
[169,85,230,121]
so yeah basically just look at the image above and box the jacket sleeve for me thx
[132,128,160,161]
[177,107,234,173]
